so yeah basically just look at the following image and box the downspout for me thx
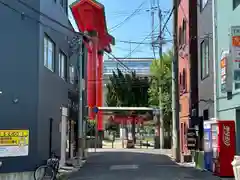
[212,0,218,118]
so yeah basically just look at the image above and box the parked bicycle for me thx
[34,152,60,180]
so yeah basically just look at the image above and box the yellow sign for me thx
[0,130,29,146]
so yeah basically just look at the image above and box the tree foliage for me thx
[106,68,149,108]
[86,119,96,136]
[105,69,150,141]
[148,50,173,131]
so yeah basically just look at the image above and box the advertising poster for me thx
[0,130,29,157]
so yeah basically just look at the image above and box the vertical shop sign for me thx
[231,26,240,87]
[223,125,230,147]
[220,52,227,92]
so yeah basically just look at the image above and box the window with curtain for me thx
[44,35,55,71]
[69,65,75,84]
[59,51,67,80]
[182,68,187,91]
[200,40,209,79]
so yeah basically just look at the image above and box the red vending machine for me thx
[211,120,236,177]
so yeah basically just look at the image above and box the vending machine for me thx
[211,120,236,177]
[204,121,212,171]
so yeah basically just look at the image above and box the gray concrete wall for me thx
[37,0,76,164]
[0,0,40,173]
[0,0,79,174]
[197,0,214,119]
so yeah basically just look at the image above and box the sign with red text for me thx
[231,26,240,84]
[223,125,231,147]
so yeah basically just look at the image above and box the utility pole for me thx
[157,0,164,149]
[172,0,180,162]
[150,0,159,149]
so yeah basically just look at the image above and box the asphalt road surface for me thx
[69,149,225,180]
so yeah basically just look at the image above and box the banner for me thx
[0,130,29,157]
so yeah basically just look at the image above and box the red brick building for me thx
[177,0,198,161]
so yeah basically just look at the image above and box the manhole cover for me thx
[110,164,139,170]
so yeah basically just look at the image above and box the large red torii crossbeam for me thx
[70,0,114,130]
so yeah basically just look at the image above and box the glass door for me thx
[211,124,219,158]
[204,130,210,151]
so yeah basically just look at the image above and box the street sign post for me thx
[92,106,98,152]
[93,106,99,114]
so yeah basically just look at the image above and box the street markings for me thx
[110,164,139,170]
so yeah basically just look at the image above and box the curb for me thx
[58,160,87,180]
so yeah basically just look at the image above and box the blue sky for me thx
[68,0,173,59]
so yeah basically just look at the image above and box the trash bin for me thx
[232,155,240,180]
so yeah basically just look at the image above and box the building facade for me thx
[178,0,198,159]
[215,0,240,153]
[197,0,214,121]
[0,0,83,174]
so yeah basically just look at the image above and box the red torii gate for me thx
[70,0,114,131]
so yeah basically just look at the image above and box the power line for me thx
[0,0,88,47]
[106,9,175,72]
[17,0,84,36]
[123,24,160,59]
[105,23,161,72]
[105,52,132,72]
[108,8,170,15]
[114,46,153,53]
[4,0,148,74]
[123,7,175,59]
[155,7,174,43]
[109,0,146,32]
[116,40,153,44]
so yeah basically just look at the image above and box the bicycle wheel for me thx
[34,165,55,180]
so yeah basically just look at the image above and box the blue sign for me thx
[93,106,99,113]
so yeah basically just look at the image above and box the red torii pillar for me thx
[71,0,114,131]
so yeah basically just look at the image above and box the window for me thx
[182,68,187,90]
[60,0,64,7]
[233,0,240,9]
[182,20,186,45]
[200,0,208,11]
[179,27,182,46]
[203,109,209,120]
[44,35,55,71]
[179,20,186,47]
[59,51,67,80]
[200,39,209,79]
[69,65,75,84]
[60,0,68,14]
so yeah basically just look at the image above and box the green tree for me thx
[106,68,150,142]
[106,68,149,107]
[148,50,173,131]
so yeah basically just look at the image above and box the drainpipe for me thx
[212,0,218,118]
[77,38,83,166]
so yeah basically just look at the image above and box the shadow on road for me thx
[68,149,222,180]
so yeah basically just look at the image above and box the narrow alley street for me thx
[68,149,223,180]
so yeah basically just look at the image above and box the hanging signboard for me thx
[0,130,29,157]
[230,26,240,86]
[220,51,228,92]
[186,128,197,150]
